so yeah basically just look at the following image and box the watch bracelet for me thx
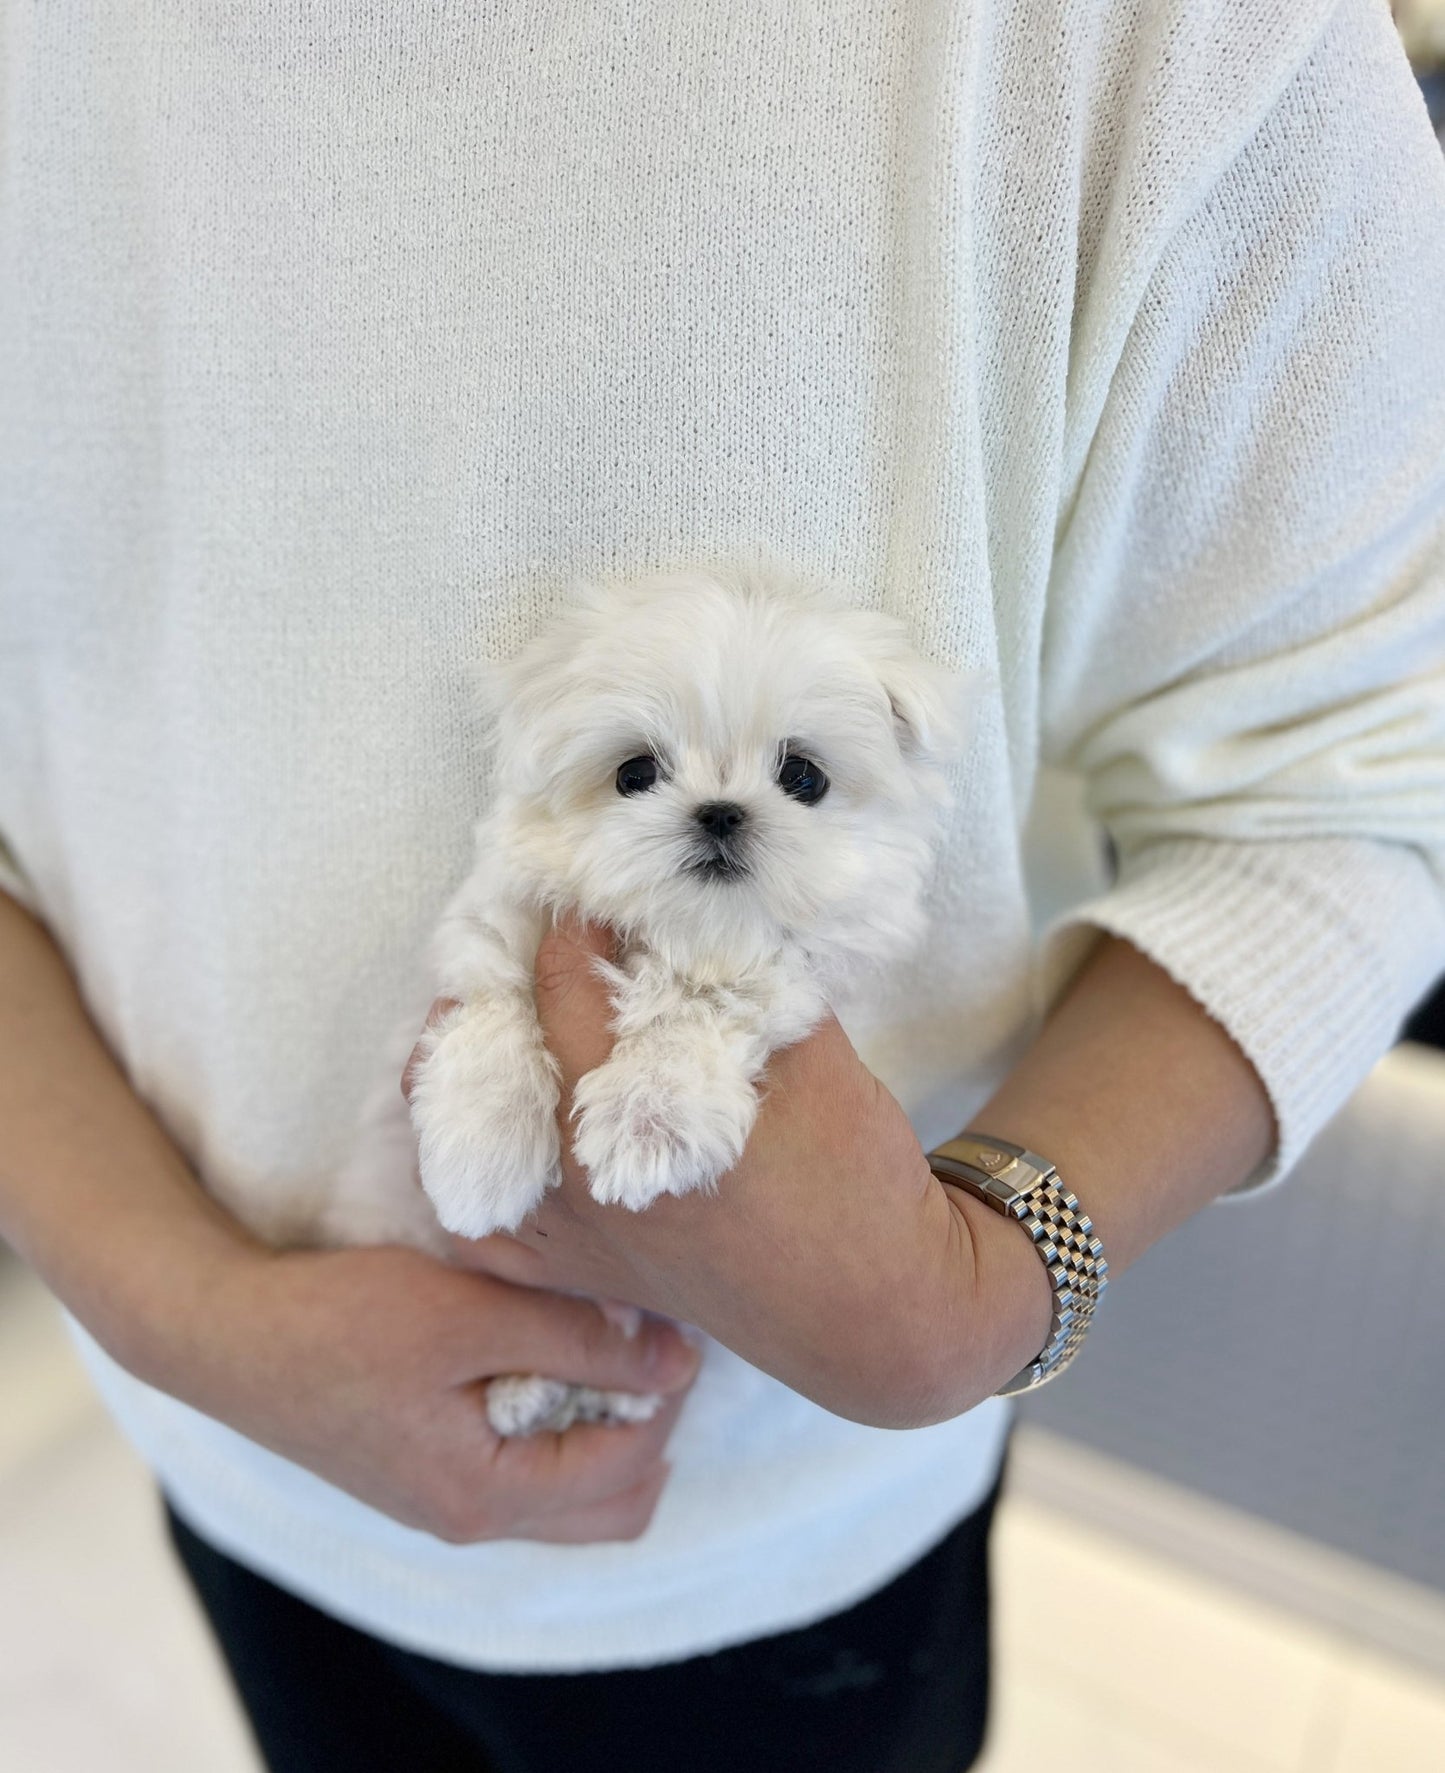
[927,1133,1109,1397]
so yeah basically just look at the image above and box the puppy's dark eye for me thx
[616,755,659,796]
[778,754,828,806]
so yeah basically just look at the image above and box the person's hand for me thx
[0,891,697,1547]
[154,1241,700,1544]
[426,921,1052,1429]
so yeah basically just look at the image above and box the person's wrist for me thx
[931,1174,1055,1409]
[101,1203,274,1402]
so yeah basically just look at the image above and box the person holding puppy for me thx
[2,3,1444,1770]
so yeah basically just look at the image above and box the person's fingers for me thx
[423,1408,675,1547]
[446,1274,699,1395]
[490,1386,688,1518]
[532,915,618,1089]
[595,1297,646,1339]
[518,1461,672,1544]
[401,996,463,1104]
[446,1229,553,1287]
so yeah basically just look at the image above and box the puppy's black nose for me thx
[695,801,747,840]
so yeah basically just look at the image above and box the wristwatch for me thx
[927,1132,1109,1397]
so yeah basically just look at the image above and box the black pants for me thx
[166,1444,1006,1773]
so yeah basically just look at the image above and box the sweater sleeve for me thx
[1038,0,1445,1198]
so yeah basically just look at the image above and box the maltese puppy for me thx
[325,563,965,1436]
[407,563,965,1244]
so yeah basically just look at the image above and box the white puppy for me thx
[408,564,964,1243]
[325,563,965,1436]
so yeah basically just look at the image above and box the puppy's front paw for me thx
[410,999,561,1238]
[571,1047,758,1211]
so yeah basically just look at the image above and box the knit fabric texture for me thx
[2,0,1444,1668]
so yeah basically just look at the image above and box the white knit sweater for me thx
[3,0,1444,1670]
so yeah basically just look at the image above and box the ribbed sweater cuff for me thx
[1036,837,1445,1198]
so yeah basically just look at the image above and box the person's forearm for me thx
[935,930,1277,1409]
[0,892,263,1388]
[0,896,704,1543]
[413,918,1279,1429]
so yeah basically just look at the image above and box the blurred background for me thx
[4,11,1445,1773]
[1398,0,1445,139]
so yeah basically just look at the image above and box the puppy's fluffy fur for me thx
[409,564,964,1240]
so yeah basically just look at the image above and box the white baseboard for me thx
[1008,1422,1445,1682]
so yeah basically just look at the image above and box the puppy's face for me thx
[491,570,963,967]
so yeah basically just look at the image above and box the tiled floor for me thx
[3,1253,1444,1773]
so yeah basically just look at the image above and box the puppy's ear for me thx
[874,651,975,766]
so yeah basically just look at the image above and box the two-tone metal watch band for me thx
[927,1132,1109,1397]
